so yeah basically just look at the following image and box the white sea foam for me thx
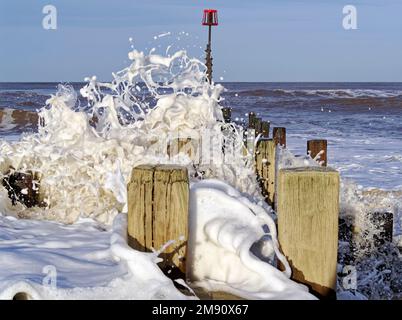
[1,45,400,300]
[0,48,258,225]
[0,213,189,300]
[188,180,313,299]
[271,89,402,98]
[0,48,315,299]
[0,180,314,300]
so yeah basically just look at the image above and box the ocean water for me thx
[0,57,400,300]
[1,82,402,190]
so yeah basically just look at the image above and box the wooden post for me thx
[307,139,328,166]
[248,112,256,129]
[2,171,42,208]
[255,139,276,206]
[261,121,270,138]
[277,167,340,299]
[222,107,231,123]
[273,127,286,147]
[167,137,200,164]
[255,117,262,136]
[127,165,189,277]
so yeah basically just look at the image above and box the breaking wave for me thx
[236,88,402,99]
[0,49,259,225]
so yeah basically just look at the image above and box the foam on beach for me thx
[0,48,316,299]
[0,46,400,300]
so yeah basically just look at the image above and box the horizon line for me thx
[1,81,402,84]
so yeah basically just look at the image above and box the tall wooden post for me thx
[202,9,218,83]
[261,121,270,138]
[273,127,286,147]
[307,139,328,166]
[277,166,340,299]
[255,139,276,206]
[127,165,189,277]
[255,117,262,136]
[248,112,256,129]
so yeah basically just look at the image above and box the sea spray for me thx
[0,48,261,225]
[0,46,320,299]
[337,179,402,299]
[1,45,398,299]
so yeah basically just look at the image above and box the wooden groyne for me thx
[126,107,343,299]
[127,165,189,277]
[2,106,395,300]
[277,167,339,298]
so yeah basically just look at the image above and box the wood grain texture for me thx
[255,139,276,206]
[154,165,189,273]
[127,165,189,275]
[127,165,154,251]
[277,166,339,298]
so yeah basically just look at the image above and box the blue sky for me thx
[0,0,401,82]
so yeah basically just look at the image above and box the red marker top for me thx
[202,9,218,26]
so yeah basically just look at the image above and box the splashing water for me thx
[0,48,262,226]
[2,45,398,300]
[0,47,317,299]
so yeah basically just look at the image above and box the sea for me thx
[1,82,402,190]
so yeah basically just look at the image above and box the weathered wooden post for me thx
[248,112,256,129]
[127,165,189,277]
[307,139,328,166]
[255,117,262,136]
[167,137,201,164]
[2,171,42,208]
[273,127,286,147]
[255,139,276,206]
[222,107,232,123]
[167,138,191,157]
[261,121,270,138]
[277,167,340,299]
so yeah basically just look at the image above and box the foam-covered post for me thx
[273,127,286,147]
[167,138,200,164]
[127,165,189,277]
[243,128,255,156]
[277,167,340,299]
[261,121,270,138]
[222,107,231,123]
[307,139,328,167]
[2,171,41,208]
[255,139,276,206]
